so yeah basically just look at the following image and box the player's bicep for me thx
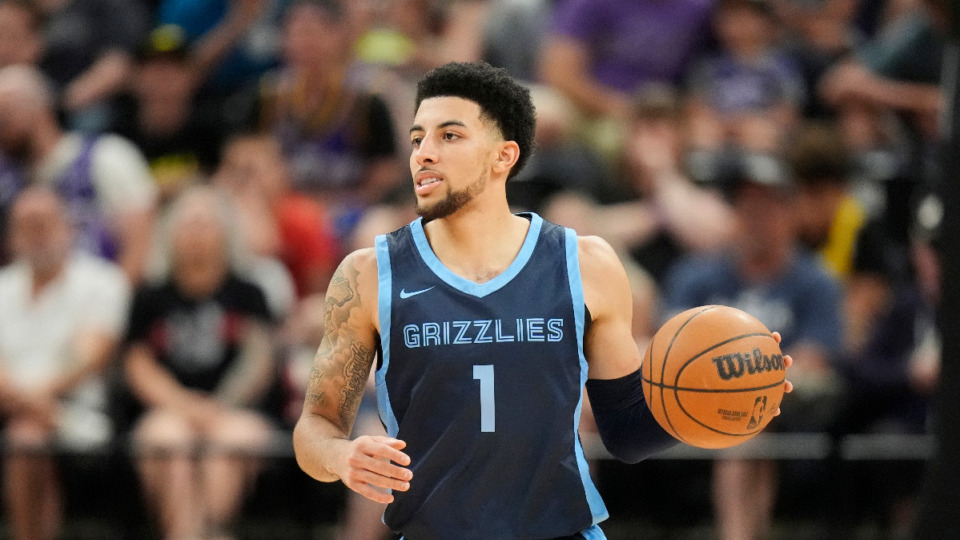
[578,236,643,380]
[302,251,378,434]
[585,308,642,380]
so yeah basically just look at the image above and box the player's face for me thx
[409,96,498,220]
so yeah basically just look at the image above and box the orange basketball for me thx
[642,305,786,449]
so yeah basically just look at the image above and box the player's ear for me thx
[492,141,520,175]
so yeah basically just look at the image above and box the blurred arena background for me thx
[0,0,956,538]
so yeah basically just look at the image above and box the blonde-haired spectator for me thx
[125,186,279,540]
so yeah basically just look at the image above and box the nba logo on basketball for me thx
[746,396,767,429]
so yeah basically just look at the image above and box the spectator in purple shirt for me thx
[539,0,714,119]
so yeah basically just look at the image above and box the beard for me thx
[416,173,486,222]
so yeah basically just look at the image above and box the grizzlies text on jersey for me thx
[374,213,607,540]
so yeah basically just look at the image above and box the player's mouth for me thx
[415,171,444,195]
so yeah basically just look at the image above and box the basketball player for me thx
[293,62,793,538]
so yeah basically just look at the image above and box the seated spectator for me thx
[539,0,713,119]
[35,0,150,132]
[546,85,735,285]
[0,187,130,540]
[125,186,278,540]
[788,121,907,353]
[260,0,401,238]
[772,0,863,119]
[352,0,487,76]
[112,25,226,205]
[818,0,947,182]
[834,231,938,434]
[619,84,736,280]
[828,194,941,537]
[661,150,844,540]
[0,65,158,282]
[686,0,805,156]
[790,121,871,278]
[212,132,340,299]
[0,0,44,69]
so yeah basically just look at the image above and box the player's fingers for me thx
[783,380,794,394]
[363,439,411,466]
[369,444,410,465]
[359,436,408,454]
[772,407,782,417]
[368,435,406,449]
[346,479,397,504]
[349,467,411,493]
[782,354,793,369]
[771,331,782,344]
[353,453,413,483]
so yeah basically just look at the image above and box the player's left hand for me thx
[770,331,794,417]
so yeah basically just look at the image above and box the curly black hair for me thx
[415,62,536,179]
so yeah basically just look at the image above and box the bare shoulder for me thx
[342,247,379,273]
[577,235,628,286]
[576,235,631,320]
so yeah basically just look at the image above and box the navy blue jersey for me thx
[374,213,608,539]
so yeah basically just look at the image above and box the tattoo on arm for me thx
[324,272,354,333]
[338,341,372,428]
[306,366,325,406]
[303,256,376,432]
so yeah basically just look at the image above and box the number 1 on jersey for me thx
[473,364,495,432]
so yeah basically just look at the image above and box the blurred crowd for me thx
[0,0,949,539]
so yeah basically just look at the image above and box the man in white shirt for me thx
[0,186,130,540]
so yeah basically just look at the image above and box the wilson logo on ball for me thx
[710,348,785,381]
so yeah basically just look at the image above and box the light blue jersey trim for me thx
[409,213,543,298]
[375,235,399,437]
[565,228,609,526]
[581,523,607,539]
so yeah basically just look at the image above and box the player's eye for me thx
[443,132,459,141]
[410,136,423,147]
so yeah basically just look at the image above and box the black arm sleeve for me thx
[585,368,679,464]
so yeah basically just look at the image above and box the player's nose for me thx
[414,137,439,165]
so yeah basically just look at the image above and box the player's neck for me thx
[424,202,530,284]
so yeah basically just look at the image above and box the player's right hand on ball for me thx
[338,435,412,503]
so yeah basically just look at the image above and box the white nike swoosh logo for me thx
[399,286,435,299]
